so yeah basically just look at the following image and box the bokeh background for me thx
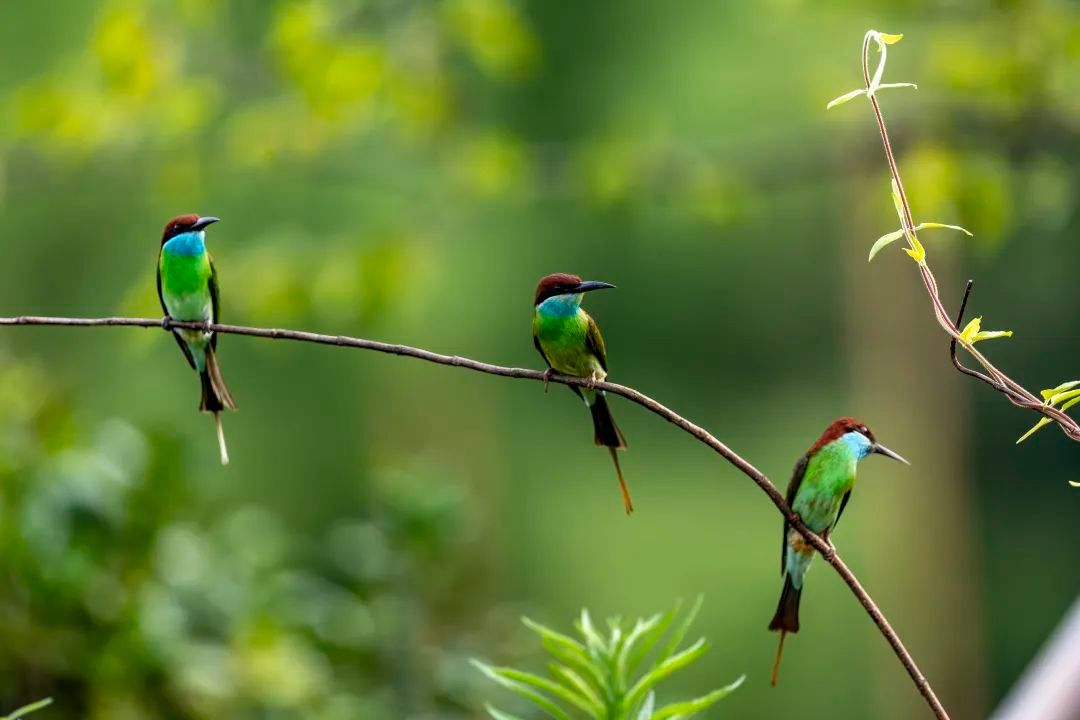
[0,1,1077,718]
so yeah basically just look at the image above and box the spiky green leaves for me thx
[826,31,916,109]
[1017,381,1080,455]
[474,598,743,720]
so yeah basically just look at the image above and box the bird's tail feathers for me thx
[199,346,236,466]
[199,346,237,413]
[214,412,230,466]
[608,446,633,515]
[768,575,802,686]
[589,392,626,448]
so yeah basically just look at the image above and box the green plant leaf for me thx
[1041,381,1080,402]
[903,234,926,263]
[868,229,906,261]
[494,666,600,717]
[523,618,609,698]
[826,88,866,109]
[615,613,664,684]
[1017,396,1080,444]
[655,595,704,668]
[576,609,609,661]
[651,675,746,719]
[471,660,572,720]
[624,637,710,709]
[635,691,656,720]
[1046,389,1080,406]
[878,32,904,44]
[550,663,605,716]
[917,222,973,236]
[959,316,1012,344]
[3,700,53,720]
[485,704,526,720]
[875,82,917,91]
[626,605,679,674]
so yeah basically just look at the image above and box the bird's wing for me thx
[158,249,197,370]
[781,455,809,576]
[209,253,221,350]
[584,312,608,373]
[532,319,552,369]
[832,491,852,532]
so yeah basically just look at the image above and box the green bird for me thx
[769,416,908,686]
[157,214,237,465]
[532,273,631,514]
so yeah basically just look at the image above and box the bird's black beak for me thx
[573,280,616,294]
[192,216,220,231]
[872,443,910,465]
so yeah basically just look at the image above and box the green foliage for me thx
[473,598,744,720]
[1017,381,1080,451]
[0,355,481,718]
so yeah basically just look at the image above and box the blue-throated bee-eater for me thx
[157,214,237,465]
[532,273,631,514]
[769,417,909,685]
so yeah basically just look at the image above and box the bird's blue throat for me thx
[163,230,206,256]
[840,431,873,460]
[536,294,583,318]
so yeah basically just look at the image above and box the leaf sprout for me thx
[473,598,744,720]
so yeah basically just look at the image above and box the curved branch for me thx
[858,31,1080,443]
[0,313,947,717]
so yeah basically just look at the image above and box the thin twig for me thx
[1,312,943,714]
[857,31,1080,442]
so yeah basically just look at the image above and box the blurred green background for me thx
[0,1,1077,718]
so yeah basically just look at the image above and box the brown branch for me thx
[0,313,946,716]
[1,313,946,716]
[857,31,1080,442]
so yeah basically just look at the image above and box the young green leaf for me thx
[1017,396,1080,444]
[523,618,608,696]
[875,82,918,92]
[626,604,679,674]
[826,88,866,110]
[1041,381,1080,402]
[635,692,656,720]
[577,609,610,661]
[495,666,601,717]
[471,660,572,720]
[917,222,973,236]
[877,32,904,44]
[868,229,907,261]
[549,663,605,715]
[903,235,927,264]
[655,595,704,668]
[651,676,746,720]
[616,613,664,683]
[485,704,526,720]
[959,316,1012,344]
[624,638,710,709]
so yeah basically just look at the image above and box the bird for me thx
[531,272,632,514]
[769,416,909,686]
[157,214,237,465]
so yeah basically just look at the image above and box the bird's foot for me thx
[542,368,553,393]
[161,316,172,331]
[820,530,837,560]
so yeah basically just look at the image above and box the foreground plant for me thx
[1,699,52,720]
[472,598,743,720]
[828,30,1080,457]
